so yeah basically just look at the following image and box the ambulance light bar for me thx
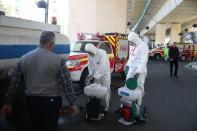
[77,32,106,41]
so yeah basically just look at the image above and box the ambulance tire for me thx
[180,54,186,61]
[80,68,89,88]
[154,53,161,61]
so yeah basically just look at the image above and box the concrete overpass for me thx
[68,0,197,43]
[133,0,197,44]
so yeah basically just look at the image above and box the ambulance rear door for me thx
[115,38,129,72]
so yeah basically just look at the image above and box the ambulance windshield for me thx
[72,41,99,52]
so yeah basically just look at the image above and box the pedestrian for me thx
[1,31,77,131]
[85,44,111,111]
[169,42,180,77]
[186,45,192,61]
[126,32,149,117]
[164,44,169,61]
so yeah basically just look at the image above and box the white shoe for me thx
[118,118,135,125]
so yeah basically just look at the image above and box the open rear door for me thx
[115,38,129,72]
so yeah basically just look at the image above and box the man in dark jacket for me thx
[169,42,180,77]
[1,31,77,131]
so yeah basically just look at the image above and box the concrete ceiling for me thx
[138,0,167,30]
[161,0,197,23]
[129,0,168,30]
[182,16,197,32]
[128,0,197,35]
[129,0,146,28]
[147,0,197,35]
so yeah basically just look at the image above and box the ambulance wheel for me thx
[80,68,89,88]
[154,53,161,61]
[180,54,186,61]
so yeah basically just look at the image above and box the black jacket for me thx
[169,46,179,61]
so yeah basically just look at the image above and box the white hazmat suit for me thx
[126,32,149,106]
[85,44,111,110]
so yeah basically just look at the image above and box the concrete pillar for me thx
[68,0,96,42]
[170,23,181,43]
[68,0,127,41]
[155,24,167,46]
[148,35,155,41]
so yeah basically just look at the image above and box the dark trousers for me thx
[170,60,178,76]
[26,96,62,131]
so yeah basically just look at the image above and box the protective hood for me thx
[128,32,143,46]
[142,35,150,45]
[85,44,98,55]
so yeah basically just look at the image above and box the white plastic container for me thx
[118,86,142,101]
[84,84,108,98]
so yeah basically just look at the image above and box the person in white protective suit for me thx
[85,44,111,111]
[126,32,149,107]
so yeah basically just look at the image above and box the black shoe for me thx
[170,75,173,77]
[174,75,179,78]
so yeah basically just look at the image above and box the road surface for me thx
[60,61,197,131]
[1,61,197,131]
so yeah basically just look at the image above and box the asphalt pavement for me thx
[0,61,197,131]
[60,61,197,131]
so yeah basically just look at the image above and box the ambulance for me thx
[148,46,164,60]
[176,43,197,61]
[148,42,197,61]
[66,33,131,87]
